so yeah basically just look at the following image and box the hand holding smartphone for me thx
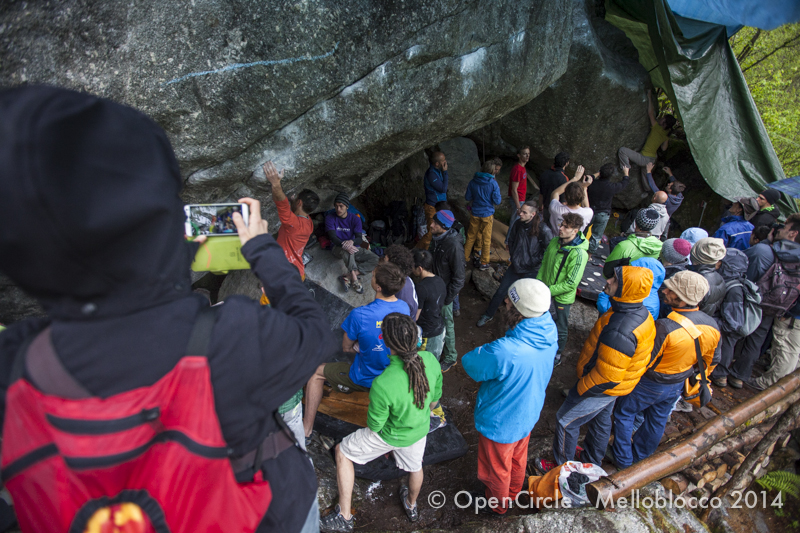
[185,203,250,237]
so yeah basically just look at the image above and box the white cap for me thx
[508,279,551,318]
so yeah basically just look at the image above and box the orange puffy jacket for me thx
[576,266,656,397]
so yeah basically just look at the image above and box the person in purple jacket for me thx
[325,193,380,294]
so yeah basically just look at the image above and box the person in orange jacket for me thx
[539,265,655,472]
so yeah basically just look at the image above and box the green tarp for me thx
[605,0,797,216]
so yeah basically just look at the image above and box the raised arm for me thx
[580,174,593,208]
[647,91,657,126]
[263,161,286,204]
[644,162,659,194]
[550,165,585,201]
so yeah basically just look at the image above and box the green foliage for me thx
[730,24,800,178]
[756,471,800,499]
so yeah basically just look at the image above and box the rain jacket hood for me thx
[718,248,749,281]
[0,85,195,320]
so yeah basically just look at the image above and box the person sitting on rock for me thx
[645,162,685,218]
[750,188,782,229]
[464,159,502,270]
[428,209,465,373]
[687,237,727,317]
[302,262,409,440]
[547,165,593,234]
[382,244,418,319]
[713,197,757,251]
[477,200,549,327]
[611,271,718,468]
[412,250,447,361]
[416,151,448,250]
[606,208,664,263]
[325,193,380,294]
[537,265,655,473]
[618,90,677,191]
[463,279,556,514]
[586,163,630,257]
[537,212,589,367]
[321,313,442,532]
[538,151,571,221]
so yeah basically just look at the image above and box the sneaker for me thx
[476,314,493,327]
[729,377,743,389]
[746,379,766,392]
[553,355,562,368]
[351,280,364,294]
[479,263,492,271]
[469,490,502,515]
[533,457,558,475]
[399,486,419,522]
[320,504,354,533]
[340,276,351,293]
[336,384,353,394]
[453,309,461,317]
[441,360,457,373]
[305,430,318,449]
[673,398,693,412]
[302,252,313,266]
[561,388,570,398]
[710,375,727,388]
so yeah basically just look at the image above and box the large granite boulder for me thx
[478,0,652,209]
[1,0,573,229]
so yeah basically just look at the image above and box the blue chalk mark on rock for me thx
[163,42,339,86]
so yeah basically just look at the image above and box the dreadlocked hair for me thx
[381,312,430,410]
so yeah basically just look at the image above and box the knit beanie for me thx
[334,193,351,207]
[635,208,660,232]
[761,189,781,206]
[662,271,710,307]
[435,210,455,228]
[690,237,726,265]
[661,238,691,265]
[508,279,551,318]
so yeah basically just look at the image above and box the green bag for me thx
[190,236,251,274]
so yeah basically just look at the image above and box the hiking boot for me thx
[320,505,354,533]
[399,486,419,522]
[710,375,727,388]
[561,388,570,398]
[479,263,492,271]
[476,314,493,327]
[469,490,502,515]
[553,355,562,368]
[533,457,557,475]
[351,280,364,294]
[340,276,351,293]
[441,360,457,373]
[453,309,461,317]
[746,379,766,392]
[673,398,693,412]
[729,377,743,389]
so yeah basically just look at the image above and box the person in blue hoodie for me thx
[416,151,449,250]
[713,197,758,251]
[597,257,664,320]
[464,159,503,270]
[462,279,556,515]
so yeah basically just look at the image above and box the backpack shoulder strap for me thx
[667,311,705,376]
[22,328,92,399]
[185,304,220,356]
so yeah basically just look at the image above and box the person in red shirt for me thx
[506,146,534,244]
[263,161,319,279]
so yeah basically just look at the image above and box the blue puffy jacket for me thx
[597,257,664,320]
[423,166,448,206]
[465,172,502,217]
[462,313,557,443]
[713,216,754,251]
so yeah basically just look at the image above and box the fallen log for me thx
[587,369,800,508]
[683,468,705,489]
[660,474,689,495]
[690,425,770,468]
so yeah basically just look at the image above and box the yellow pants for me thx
[416,204,438,250]
[464,215,494,264]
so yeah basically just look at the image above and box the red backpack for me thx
[756,248,800,317]
[1,306,291,533]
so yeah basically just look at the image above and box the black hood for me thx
[0,85,195,320]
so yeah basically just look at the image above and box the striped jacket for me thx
[576,266,656,396]
[537,233,589,305]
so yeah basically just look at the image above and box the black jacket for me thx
[538,167,569,206]
[688,263,727,317]
[750,207,780,229]
[0,86,335,533]
[430,228,465,305]
[587,175,630,214]
[507,219,545,275]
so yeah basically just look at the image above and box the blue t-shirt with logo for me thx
[342,298,411,387]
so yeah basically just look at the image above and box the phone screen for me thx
[185,203,247,237]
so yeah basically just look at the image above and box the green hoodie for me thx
[537,234,589,305]
[367,350,443,447]
[606,233,663,263]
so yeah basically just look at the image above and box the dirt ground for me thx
[344,279,592,531]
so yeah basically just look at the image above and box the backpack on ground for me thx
[756,250,800,317]
[725,278,762,336]
[368,220,390,248]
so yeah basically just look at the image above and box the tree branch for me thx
[742,32,800,73]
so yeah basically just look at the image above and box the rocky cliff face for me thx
[477,0,652,209]
[1,0,573,226]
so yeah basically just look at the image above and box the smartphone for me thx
[184,203,249,237]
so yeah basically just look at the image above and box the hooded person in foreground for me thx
[0,86,335,533]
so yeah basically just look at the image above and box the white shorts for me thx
[339,427,426,472]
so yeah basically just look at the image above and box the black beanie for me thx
[334,193,351,207]
[761,189,781,206]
